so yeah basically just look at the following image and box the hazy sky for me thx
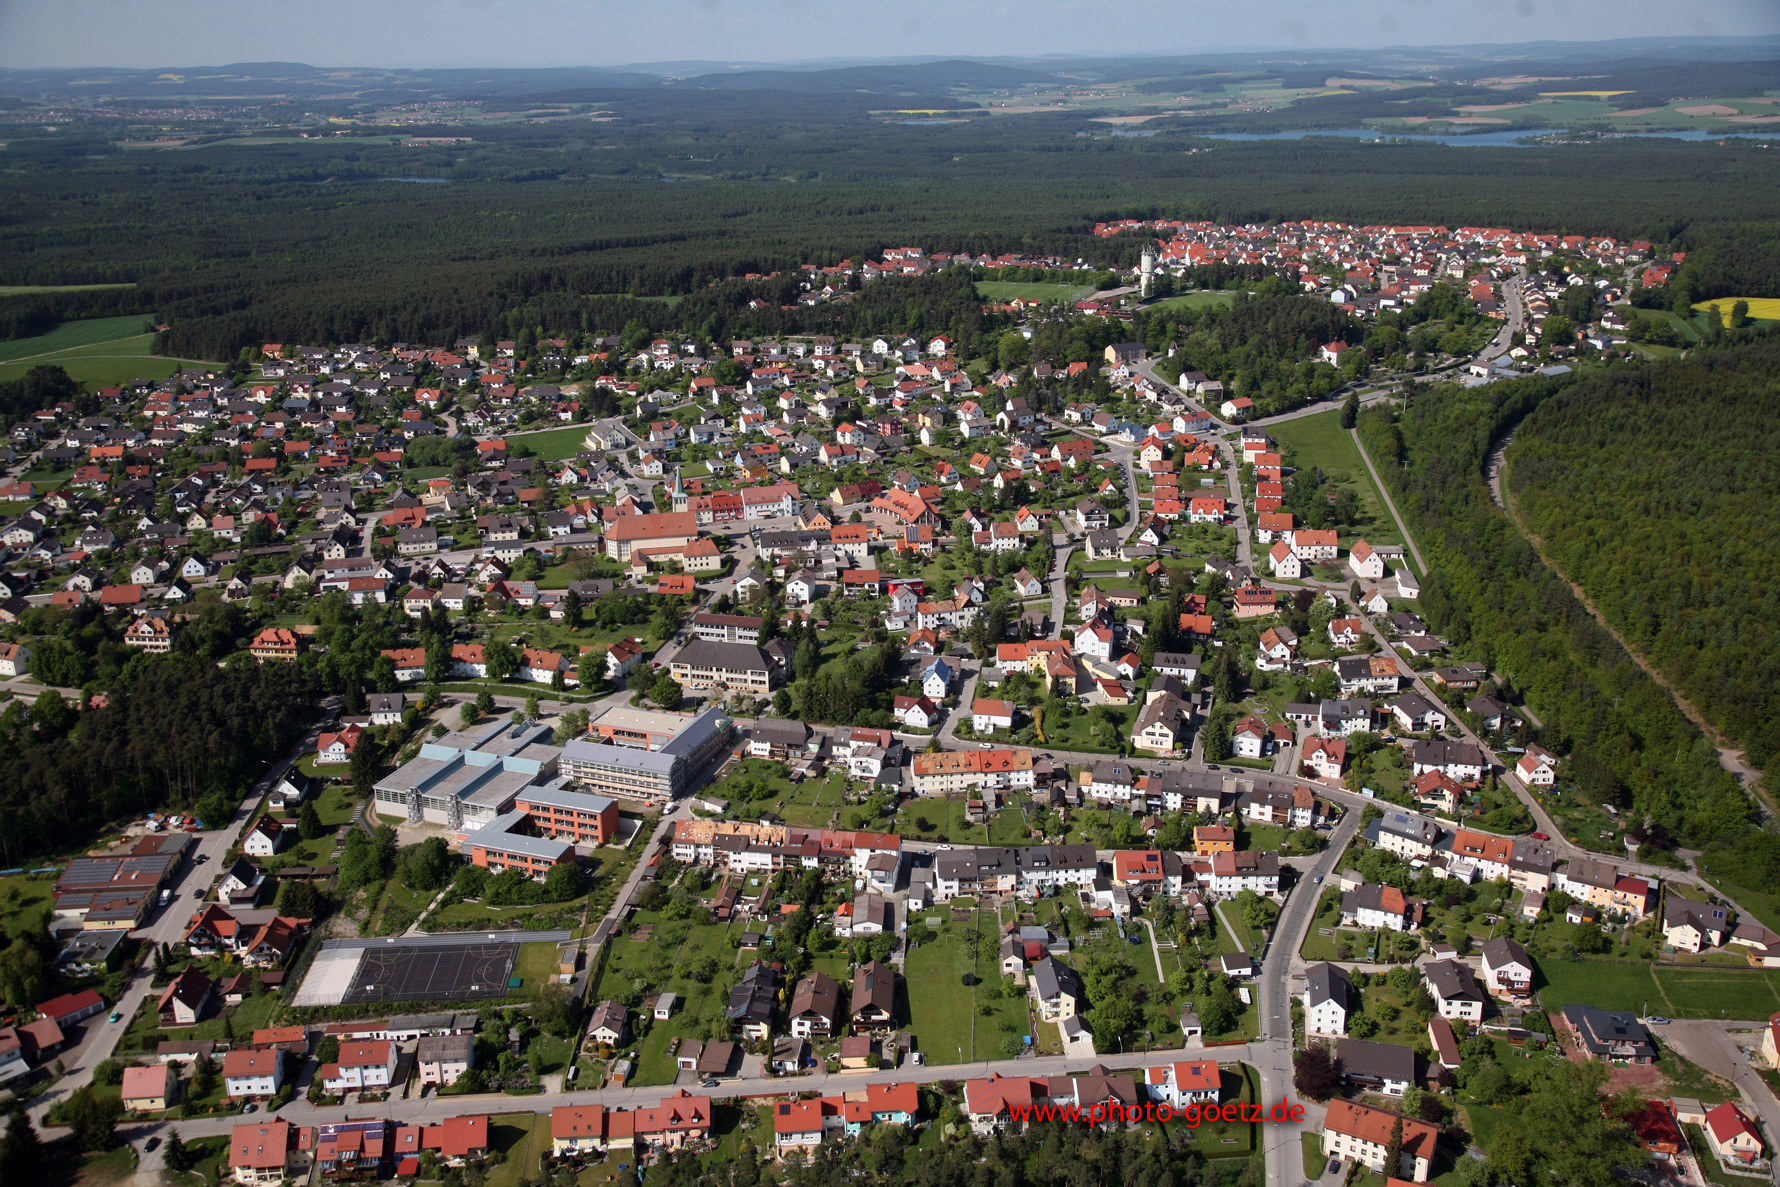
[2,0,1777,70]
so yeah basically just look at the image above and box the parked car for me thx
[1530,831,1549,840]
[109,1011,123,1023]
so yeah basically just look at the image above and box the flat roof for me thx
[515,785,616,814]
[561,738,679,775]
[592,706,704,739]
[459,811,574,861]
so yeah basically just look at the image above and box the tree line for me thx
[5,129,1779,359]
[1506,339,1780,770]
[0,653,319,865]
[1356,357,1779,896]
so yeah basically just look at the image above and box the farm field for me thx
[1692,297,1780,321]
[0,283,135,295]
[0,314,153,361]
[0,317,211,385]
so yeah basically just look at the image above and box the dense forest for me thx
[1356,355,1779,899]
[1506,340,1780,768]
[1,117,1777,359]
[0,653,319,865]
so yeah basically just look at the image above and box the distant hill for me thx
[671,60,1061,94]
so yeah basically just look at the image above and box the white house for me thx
[972,698,1015,734]
[1478,938,1533,999]
[1073,623,1113,662]
[241,818,287,858]
[1515,744,1558,786]
[921,658,955,700]
[1422,959,1486,1023]
[1347,540,1385,580]
[1267,542,1302,579]
[1302,963,1354,1037]
[320,1040,398,1092]
[222,1048,285,1100]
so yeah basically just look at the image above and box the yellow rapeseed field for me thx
[1693,298,1780,321]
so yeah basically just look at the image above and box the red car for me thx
[1530,831,1549,841]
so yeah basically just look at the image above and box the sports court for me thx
[342,941,519,1004]
[290,929,574,1008]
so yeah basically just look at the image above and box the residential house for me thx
[1703,1102,1766,1167]
[1375,812,1441,861]
[789,973,843,1039]
[417,1034,476,1087]
[1478,938,1533,1000]
[850,962,896,1035]
[1421,959,1486,1022]
[229,1121,304,1186]
[1341,883,1420,932]
[1561,1005,1656,1063]
[1321,1101,1439,1182]
[319,1039,399,1092]
[1408,739,1485,782]
[1515,744,1558,786]
[586,1001,630,1047]
[1662,896,1730,954]
[222,1048,285,1100]
[1303,962,1356,1037]
[158,967,217,1026]
[1031,956,1083,1023]
[1336,1038,1418,1097]
[121,1063,180,1112]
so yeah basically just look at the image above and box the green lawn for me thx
[903,912,1029,1064]
[483,1115,545,1187]
[1302,1131,1327,1178]
[0,314,150,361]
[896,795,992,845]
[0,872,57,945]
[1533,956,1653,1014]
[974,281,1095,303]
[1536,955,1780,1020]
[1266,410,1404,552]
[1460,1103,1515,1158]
[505,425,594,462]
[1655,967,1780,1019]
[1146,291,1237,312]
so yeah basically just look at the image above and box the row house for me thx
[1555,857,1656,919]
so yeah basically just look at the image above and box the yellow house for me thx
[121,1063,178,1112]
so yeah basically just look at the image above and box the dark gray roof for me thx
[1561,1005,1655,1061]
[1031,956,1082,1002]
[1304,962,1354,1009]
[1336,1037,1419,1083]
[1422,958,1484,1004]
